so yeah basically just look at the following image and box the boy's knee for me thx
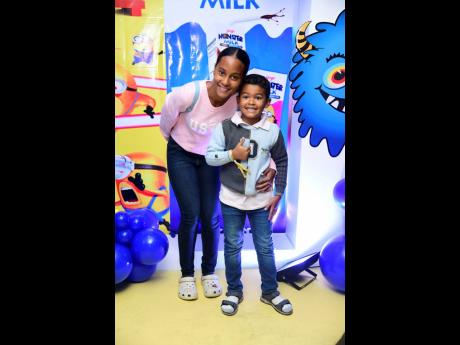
[225,238,243,253]
[255,242,274,255]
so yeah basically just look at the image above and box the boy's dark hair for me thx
[240,74,271,99]
[215,47,250,77]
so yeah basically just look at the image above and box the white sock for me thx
[221,295,240,314]
[271,295,292,313]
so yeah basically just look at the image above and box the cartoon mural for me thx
[132,33,164,66]
[288,10,345,157]
[115,63,157,118]
[115,0,169,235]
[115,152,170,231]
[132,34,155,65]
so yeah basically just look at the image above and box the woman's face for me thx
[211,55,245,101]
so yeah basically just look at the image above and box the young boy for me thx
[205,74,292,316]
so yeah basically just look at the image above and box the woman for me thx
[160,47,275,301]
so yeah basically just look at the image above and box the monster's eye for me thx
[115,79,127,94]
[323,63,345,89]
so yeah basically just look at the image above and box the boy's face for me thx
[237,84,271,125]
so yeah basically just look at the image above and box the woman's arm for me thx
[159,83,194,140]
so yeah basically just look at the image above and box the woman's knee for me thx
[199,212,220,230]
[180,212,200,228]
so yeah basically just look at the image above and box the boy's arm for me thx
[205,123,233,166]
[264,131,287,221]
[270,131,288,196]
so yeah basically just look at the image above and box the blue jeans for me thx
[221,202,278,297]
[167,137,220,277]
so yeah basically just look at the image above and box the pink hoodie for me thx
[160,80,237,155]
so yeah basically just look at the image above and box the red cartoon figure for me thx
[115,0,145,16]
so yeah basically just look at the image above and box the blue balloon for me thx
[131,229,169,265]
[116,228,133,244]
[143,208,160,229]
[333,178,345,208]
[131,208,160,229]
[128,262,157,283]
[128,211,147,232]
[154,228,169,253]
[319,233,345,292]
[115,212,130,229]
[115,244,133,284]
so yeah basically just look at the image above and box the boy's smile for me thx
[238,84,271,125]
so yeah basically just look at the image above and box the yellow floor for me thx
[115,267,344,345]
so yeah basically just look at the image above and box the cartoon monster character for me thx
[115,152,170,230]
[115,63,156,118]
[288,10,345,157]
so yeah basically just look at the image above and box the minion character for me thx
[115,152,170,232]
[263,106,277,124]
[132,34,154,65]
[115,63,156,118]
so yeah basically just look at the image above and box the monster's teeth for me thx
[342,106,345,112]
[331,100,339,108]
[326,95,335,104]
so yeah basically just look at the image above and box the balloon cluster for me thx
[319,233,345,292]
[319,178,346,293]
[115,208,169,285]
[333,178,345,209]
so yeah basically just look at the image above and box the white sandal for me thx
[178,277,198,300]
[201,274,222,298]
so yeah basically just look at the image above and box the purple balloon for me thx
[115,244,133,285]
[116,228,133,245]
[319,233,345,292]
[115,212,130,229]
[333,178,345,208]
[131,229,169,265]
[143,208,160,229]
[128,211,148,232]
[128,262,157,283]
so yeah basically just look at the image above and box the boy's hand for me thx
[231,138,250,161]
[265,195,281,221]
[256,167,276,192]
